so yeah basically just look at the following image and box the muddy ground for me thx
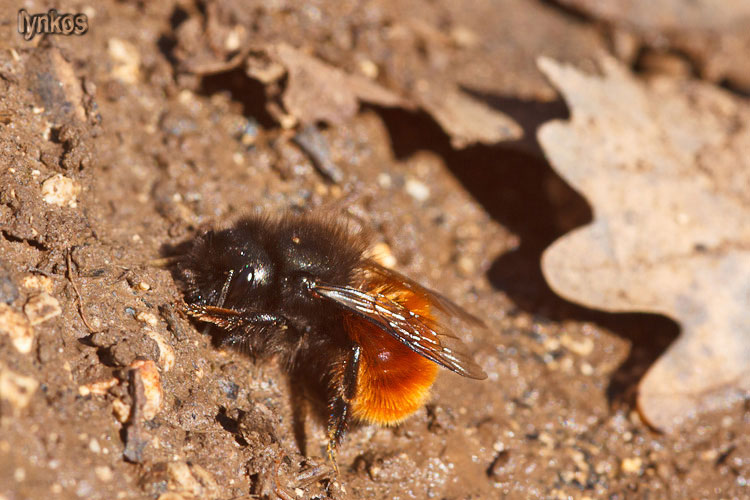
[1,0,748,499]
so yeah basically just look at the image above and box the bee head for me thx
[223,240,275,306]
[181,225,275,308]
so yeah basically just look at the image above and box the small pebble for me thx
[0,264,18,304]
[41,174,80,207]
[538,432,555,449]
[368,465,382,480]
[0,304,34,353]
[76,480,93,498]
[224,25,245,51]
[145,329,175,372]
[358,59,379,79]
[24,293,62,325]
[621,457,643,474]
[95,466,113,482]
[165,461,218,497]
[543,337,561,351]
[21,275,53,293]
[405,178,430,202]
[78,377,118,397]
[377,173,392,189]
[136,311,158,327]
[110,341,137,366]
[369,242,397,268]
[0,366,38,410]
[560,333,594,357]
[595,460,612,475]
[108,38,141,84]
[218,379,239,400]
[90,330,117,348]
[450,25,479,48]
[112,398,131,423]
[89,438,101,454]
[457,255,476,276]
[130,359,163,420]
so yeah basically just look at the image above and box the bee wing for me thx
[362,260,487,327]
[313,264,487,380]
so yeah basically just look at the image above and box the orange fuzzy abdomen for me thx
[345,289,439,425]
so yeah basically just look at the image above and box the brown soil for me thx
[1,1,748,499]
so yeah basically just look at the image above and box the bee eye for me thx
[239,264,255,284]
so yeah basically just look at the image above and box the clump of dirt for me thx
[0,1,748,499]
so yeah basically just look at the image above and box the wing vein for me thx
[312,275,487,380]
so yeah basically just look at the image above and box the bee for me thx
[174,212,486,464]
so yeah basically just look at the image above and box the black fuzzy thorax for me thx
[176,213,368,370]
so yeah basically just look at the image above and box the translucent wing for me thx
[362,260,487,327]
[312,261,487,380]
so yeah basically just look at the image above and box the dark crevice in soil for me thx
[1,229,50,252]
[197,68,278,128]
[538,0,596,24]
[721,79,750,98]
[373,105,680,406]
[156,35,178,66]
[169,5,191,30]
[157,6,192,66]
[216,407,249,447]
[632,46,700,79]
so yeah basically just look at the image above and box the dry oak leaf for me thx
[414,84,523,148]
[271,43,407,126]
[553,0,750,91]
[269,44,522,147]
[537,55,750,432]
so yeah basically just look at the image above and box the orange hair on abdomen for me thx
[344,287,439,425]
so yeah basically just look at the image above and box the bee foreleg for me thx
[184,303,289,330]
[326,344,361,470]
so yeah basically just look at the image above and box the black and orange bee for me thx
[175,212,486,463]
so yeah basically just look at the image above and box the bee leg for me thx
[326,344,361,473]
[184,303,289,330]
[326,441,339,475]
